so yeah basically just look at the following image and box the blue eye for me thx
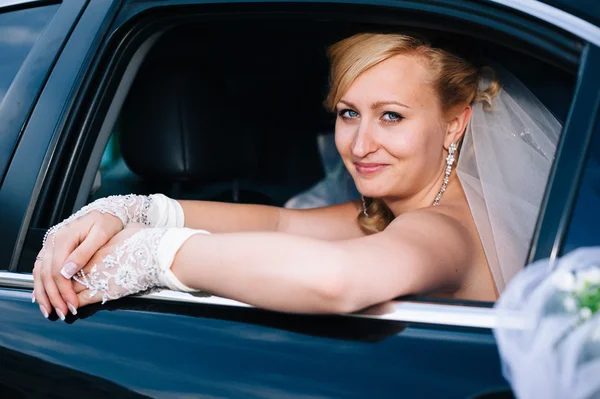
[339,109,359,120]
[382,111,403,122]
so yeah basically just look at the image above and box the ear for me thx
[444,105,472,149]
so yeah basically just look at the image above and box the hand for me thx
[33,211,123,319]
[72,224,168,308]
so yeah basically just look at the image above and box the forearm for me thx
[178,200,281,233]
[170,232,348,313]
[178,200,366,240]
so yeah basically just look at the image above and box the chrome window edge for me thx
[491,0,600,47]
[0,0,52,10]
[0,271,526,330]
[0,271,32,287]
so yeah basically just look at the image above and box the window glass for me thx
[563,125,600,253]
[0,5,58,105]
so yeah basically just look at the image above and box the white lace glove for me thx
[42,194,184,249]
[73,227,210,304]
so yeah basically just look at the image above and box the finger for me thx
[72,272,88,294]
[32,259,51,319]
[61,224,112,279]
[49,227,82,315]
[40,245,68,321]
[32,247,44,304]
[76,288,103,308]
[56,223,116,315]
[72,246,109,296]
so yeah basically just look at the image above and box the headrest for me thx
[120,44,257,182]
[120,24,333,185]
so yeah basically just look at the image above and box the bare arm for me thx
[170,209,473,313]
[179,200,365,240]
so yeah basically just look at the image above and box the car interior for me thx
[90,20,577,212]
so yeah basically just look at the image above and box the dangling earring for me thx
[433,142,457,207]
[361,195,369,217]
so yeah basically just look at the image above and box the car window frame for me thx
[562,108,600,253]
[528,43,600,263]
[493,0,600,45]
[0,270,523,329]
[0,0,597,330]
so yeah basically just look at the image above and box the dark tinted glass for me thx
[0,5,57,104]
[563,124,600,253]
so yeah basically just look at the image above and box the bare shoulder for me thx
[385,204,478,277]
[384,202,495,299]
[387,204,473,244]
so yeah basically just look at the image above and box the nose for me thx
[351,120,378,158]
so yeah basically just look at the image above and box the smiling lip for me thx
[354,162,389,175]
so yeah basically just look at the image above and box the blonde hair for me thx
[326,33,501,234]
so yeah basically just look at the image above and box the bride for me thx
[31,32,560,320]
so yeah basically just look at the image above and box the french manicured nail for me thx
[31,291,36,303]
[39,305,49,319]
[61,262,78,279]
[56,308,66,321]
[67,302,77,315]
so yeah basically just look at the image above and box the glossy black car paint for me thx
[0,0,597,397]
[1,289,509,398]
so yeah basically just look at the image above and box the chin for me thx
[355,177,403,200]
[351,167,397,197]
[355,184,388,199]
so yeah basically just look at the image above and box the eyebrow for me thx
[371,100,411,109]
[337,99,411,110]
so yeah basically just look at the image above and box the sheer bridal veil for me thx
[457,65,562,293]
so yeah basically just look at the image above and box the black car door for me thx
[1,0,598,398]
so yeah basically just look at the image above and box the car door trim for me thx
[491,0,600,48]
[124,0,599,51]
[0,0,55,9]
[147,290,525,329]
[0,271,525,330]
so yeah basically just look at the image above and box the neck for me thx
[383,169,458,216]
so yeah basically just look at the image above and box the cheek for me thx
[334,123,353,157]
[388,120,442,156]
[377,124,422,160]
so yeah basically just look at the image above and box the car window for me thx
[563,123,600,253]
[82,22,575,303]
[16,8,582,313]
[0,5,58,106]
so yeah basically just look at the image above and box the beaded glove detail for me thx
[73,227,210,304]
[41,194,184,252]
[42,195,153,250]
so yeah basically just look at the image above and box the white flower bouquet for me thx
[493,247,600,399]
